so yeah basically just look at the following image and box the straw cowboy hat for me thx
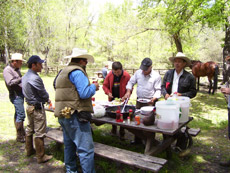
[169,52,191,67]
[10,53,25,62]
[65,48,94,63]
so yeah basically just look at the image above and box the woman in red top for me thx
[103,62,131,139]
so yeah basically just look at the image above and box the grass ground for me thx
[0,67,230,172]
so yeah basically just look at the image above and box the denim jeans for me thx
[9,93,26,122]
[58,112,95,173]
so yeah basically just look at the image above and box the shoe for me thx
[220,160,230,167]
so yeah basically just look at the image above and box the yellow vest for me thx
[54,63,93,117]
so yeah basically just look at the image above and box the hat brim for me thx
[169,56,191,67]
[65,54,94,63]
[10,58,26,62]
[140,64,150,71]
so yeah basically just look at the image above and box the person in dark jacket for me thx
[162,52,197,99]
[22,55,52,163]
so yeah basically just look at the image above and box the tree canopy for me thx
[0,0,228,68]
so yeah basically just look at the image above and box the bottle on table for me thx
[129,109,133,121]
[135,115,140,125]
[116,110,120,122]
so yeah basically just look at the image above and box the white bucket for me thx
[175,96,190,123]
[155,100,180,130]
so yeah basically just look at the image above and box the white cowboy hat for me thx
[169,52,191,67]
[10,53,25,62]
[64,48,94,63]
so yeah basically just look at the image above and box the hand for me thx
[122,90,131,101]
[165,94,170,100]
[177,93,182,96]
[47,99,51,104]
[221,87,230,94]
[108,93,113,99]
[93,83,100,91]
[150,97,157,103]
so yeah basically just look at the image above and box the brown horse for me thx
[189,60,219,94]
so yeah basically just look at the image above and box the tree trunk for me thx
[223,16,230,83]
[173,33,183,53]
[44,46,49,74]
[4,26,9,64]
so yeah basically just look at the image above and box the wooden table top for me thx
[92,116,193,135]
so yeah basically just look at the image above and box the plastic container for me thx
[155,100,180,130]
[135,115,140,125]
[175,96,190,123]
[140,106,155,115]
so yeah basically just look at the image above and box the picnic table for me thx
[44,108,200,172]
[92,115,194,157]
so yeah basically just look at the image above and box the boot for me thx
[220,159,230,167]
[15,122,25,143]
[26,135,36,156]
[21,122,26,140]
[35,137,52,163]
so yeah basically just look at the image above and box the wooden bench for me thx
[181,127,201,137]
[46,128,167,172]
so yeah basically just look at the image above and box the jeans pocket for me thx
[27,106,34,114]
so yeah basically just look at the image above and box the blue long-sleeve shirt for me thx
[69,70,96,99]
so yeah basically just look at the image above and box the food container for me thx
[168,96,190,123]
[140,106,155,115]
[176,96,190,123]
[155,100,180,130]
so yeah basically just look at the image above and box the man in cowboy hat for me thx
[22,55,52,163]
[161,52,197,99]
[54,48,99,173]
[3,53,26,143]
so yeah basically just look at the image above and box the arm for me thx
[30,76,49,102]
[3,68,21,87]
[69,70,96,99]
[180,74,197,99]
[102,75,113,99]
[152,74,162,99]
[161,71,170,99]
[123,73,137,100]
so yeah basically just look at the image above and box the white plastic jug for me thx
[155,100,180,130]
[175,96,190,123]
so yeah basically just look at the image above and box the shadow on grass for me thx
[0,139,65,173]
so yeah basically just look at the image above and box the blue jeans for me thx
[10,93,26,122]
[58,112,95,173]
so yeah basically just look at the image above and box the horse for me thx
[189,60,219,94]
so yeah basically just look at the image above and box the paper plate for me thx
[137,98,151,103]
